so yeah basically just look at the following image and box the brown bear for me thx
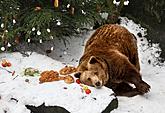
[74,24,150,97]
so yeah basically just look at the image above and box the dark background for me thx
[121,0,165,61]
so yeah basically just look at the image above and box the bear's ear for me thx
[89,56,99,64]
[74,72,81,78]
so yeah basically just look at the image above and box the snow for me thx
[0,52,115,113]
[112,17,165,113]
[1,17,165,113]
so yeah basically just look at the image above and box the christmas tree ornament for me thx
[124,0,129,5]
[35,6,41,11]
[57,21,61,26]
[39,39,42,43]
[54,0,59,8]
[47,28,50,33]
[67,4,70,8]
[50,36,54,39]
[13,19,16,24]
[1,47,5,51]
[7,43,11,47]
[113,0,120,6]
[82,2,85,5]
[37,30,41,35]
[1,23,4,28]
[32,27,36,31]
[81,10,86,15]
[27,39,31,43]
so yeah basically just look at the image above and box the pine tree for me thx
[0,0,126,52]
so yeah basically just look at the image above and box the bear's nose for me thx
[95,81,101,87]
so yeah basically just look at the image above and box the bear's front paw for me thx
[136,81,150,94]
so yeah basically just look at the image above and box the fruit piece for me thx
[1,59,12,67]
[85,89,91,94]
[7,62,11,67]
[83,86,88,90]
[59,66,77,75]
[2,63,7,67]
[76,79,81,84]
[64,75,74,84]
[12,71,15,76]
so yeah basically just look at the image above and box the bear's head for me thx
[75,56,109,88]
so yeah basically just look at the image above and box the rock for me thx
[23,81,118,113]
[26,97,118,113]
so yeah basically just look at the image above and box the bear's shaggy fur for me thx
[75,24,150,97]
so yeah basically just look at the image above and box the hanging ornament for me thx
[81,10,86,15]
[27,39,31,43]
[56,20,61,26]
[37,30,41,35]
[54,0,59,8]
[32,27,36,31]
[39,39,42,43]
[67,4,70,8]
[13,19,16,24]
[50,36,54,39]
[1,47,5,51]
[113,0,120,6]
[7,43,11,47]
[124,0,129,5]
[47,28,51,33]
[1,23,4,28]
[35,6,41,11]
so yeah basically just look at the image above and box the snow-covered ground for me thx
[0,52,115,113]
[0,17,165,113]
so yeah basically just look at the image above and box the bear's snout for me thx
[94,81,102,89]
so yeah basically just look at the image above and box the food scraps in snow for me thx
[24,67,40,76]
[59,66,77,75]
[12,71,15,76]
[39,70,74,84]
[39,70,59,83]
[64,75,74,84]
[1,59,12,67]
[76,79,91,94]
[85,89,91,94]
[76,79,81,84]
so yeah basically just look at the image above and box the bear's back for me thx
[84,24,137,60]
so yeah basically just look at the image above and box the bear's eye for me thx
[87,78,91,81]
